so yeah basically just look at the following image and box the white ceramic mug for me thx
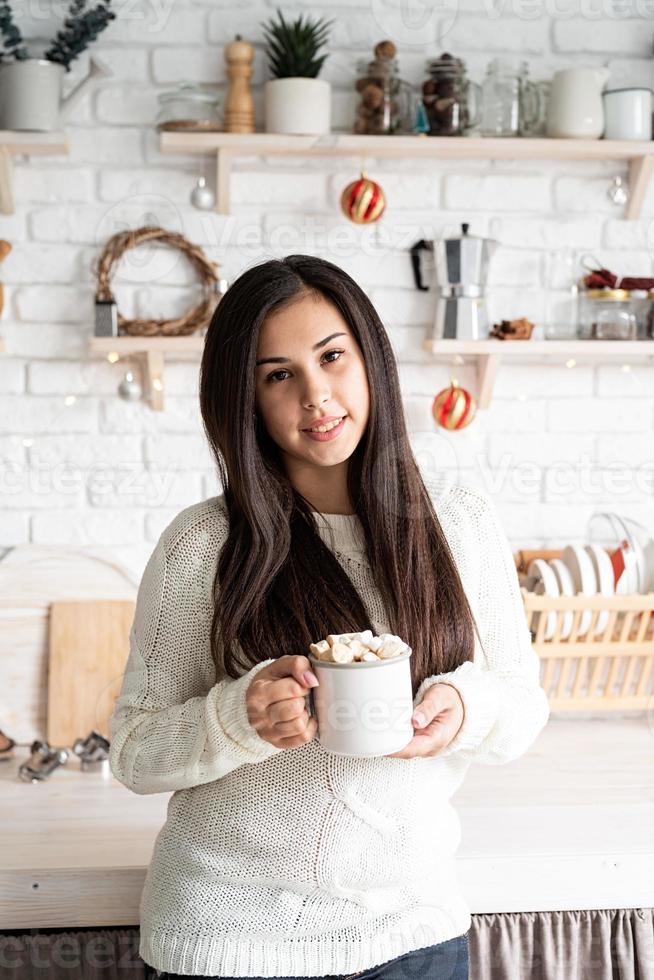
[603,88,652,140]
[308,650,414,757]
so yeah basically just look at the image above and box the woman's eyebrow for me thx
[255,332,347,367]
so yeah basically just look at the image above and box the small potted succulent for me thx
[262,8,333,135]
[0,0,114,131]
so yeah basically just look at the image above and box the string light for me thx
[106,352,120,364]
[64,395,76,406]
[565,358,576,369]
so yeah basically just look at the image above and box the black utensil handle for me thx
[410,238,432,291]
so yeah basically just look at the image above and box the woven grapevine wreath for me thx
[94,226,220,337]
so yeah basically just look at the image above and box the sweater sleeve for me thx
[414,485,550,765]
[109,525,283,795]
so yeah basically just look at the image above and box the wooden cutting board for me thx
[47,600,135,747]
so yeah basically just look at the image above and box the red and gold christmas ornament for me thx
[432,378,477,430]
[340,171,386,224]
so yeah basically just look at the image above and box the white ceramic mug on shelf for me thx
[603,88,652,140]
[307,650,414,757]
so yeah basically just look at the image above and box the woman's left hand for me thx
[384,683,465,759]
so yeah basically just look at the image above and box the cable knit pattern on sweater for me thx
[109,481,550,978]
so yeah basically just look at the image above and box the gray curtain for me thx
[469,908,654,980]
[1,910,652,979]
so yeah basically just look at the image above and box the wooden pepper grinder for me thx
[223,35,255,133]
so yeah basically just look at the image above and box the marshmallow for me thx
[309,629,410,664]
[310,640,331,659]
[330,641,355,663]
[378,638,409,660]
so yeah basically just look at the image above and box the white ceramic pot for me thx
[603,88,653,140]
[264,77,331,135]
[546,66,610,139]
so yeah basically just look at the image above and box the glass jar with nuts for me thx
[354,39,414,135]
[422,52,482,136]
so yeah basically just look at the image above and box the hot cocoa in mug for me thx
[307,631,414,757]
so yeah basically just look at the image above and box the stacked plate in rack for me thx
[527,545,617,640]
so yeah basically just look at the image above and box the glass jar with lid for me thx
[354,44,414,135]
[156,83,221,131]
[577,288,637,340]
[421,53,481,136]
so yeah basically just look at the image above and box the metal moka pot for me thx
[410,223,499,341]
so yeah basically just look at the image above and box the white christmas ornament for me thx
[190,175,216,210]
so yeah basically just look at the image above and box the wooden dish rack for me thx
[514,549,654,713]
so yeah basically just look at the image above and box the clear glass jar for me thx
[480,58,543,137]
[647,290,654,338]
[577,288,637,340]
[156,83,221,132]
[354,56,414,135]
[629,289,650,339]
[421,54,481,136]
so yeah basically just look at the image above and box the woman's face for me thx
[254,291,370,494]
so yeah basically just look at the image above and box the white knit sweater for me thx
[109,481,550,978]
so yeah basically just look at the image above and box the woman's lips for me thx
[302,416,347,442]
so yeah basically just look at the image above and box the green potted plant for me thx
[262,8,333,135]
[0,0,114,131]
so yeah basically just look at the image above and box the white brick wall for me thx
[1,0,654,552]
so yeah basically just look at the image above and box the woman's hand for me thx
[385,683,465,759]
[246,655,319,749]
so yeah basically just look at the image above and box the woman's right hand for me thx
[246,655,319,749]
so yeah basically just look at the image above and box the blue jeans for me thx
[153,932,469,979]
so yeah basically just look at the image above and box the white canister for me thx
[308,650,414,757]
[603,88,652,141]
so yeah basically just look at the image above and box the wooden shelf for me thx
[89,335,206,412]
[159,131,654,218]
[89,335,654,412]
[0,131,69,215]
[423,338,654,407]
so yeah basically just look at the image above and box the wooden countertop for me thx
[1,717,652,929]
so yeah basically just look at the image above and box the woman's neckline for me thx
[311,509,365,555]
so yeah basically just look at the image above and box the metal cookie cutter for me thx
[18,740,69,783]
[72,730,110,772]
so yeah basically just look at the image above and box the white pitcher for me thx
[0,56,111,132]
[546,66,610,139]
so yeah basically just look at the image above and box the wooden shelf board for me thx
[0,131,69,215]
[89,335,205,354]
[159,131,654,161]
[423,339,654,359]
[0,130,68,155]
[159,131,654,217]
[422,338,654,408]
[89,335,206,412]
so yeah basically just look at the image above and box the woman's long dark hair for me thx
[199,254,478,696]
